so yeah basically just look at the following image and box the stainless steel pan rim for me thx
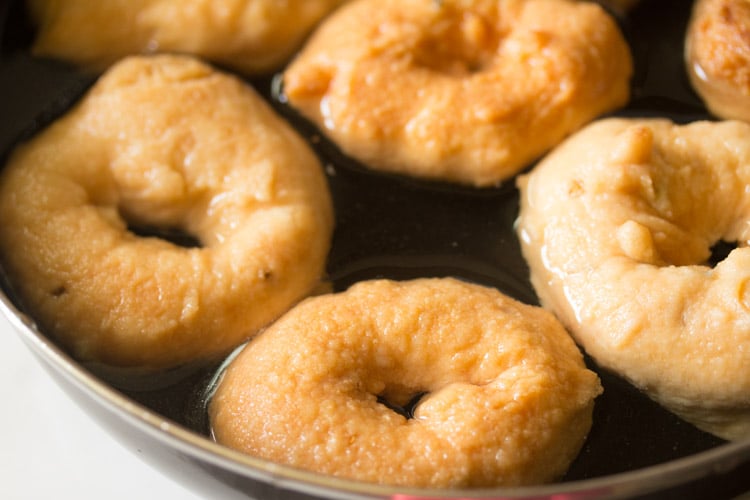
[3,285,748,500]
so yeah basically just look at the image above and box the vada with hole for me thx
[283,0,632,187]
[210,278,602,488]
[516,117,750,440]
[0,54,333,369]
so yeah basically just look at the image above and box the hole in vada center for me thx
[707,240,737,267]
[412,14,497,76]
[128,224,202,249]
[376,391,428,420]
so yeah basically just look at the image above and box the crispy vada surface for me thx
[210,278,602,488]
[27,0,349,75]
[516,117,750,441]
[0,55,333,369]
[685,0,750,122]
[283,0,632,187]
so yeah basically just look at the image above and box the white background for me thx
[0,313,205,500]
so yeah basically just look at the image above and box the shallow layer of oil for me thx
[0,0,730,486]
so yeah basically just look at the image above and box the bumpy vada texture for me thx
[685,0,750,122]
[516,117,750,441]
[0,55,333,369]
[210,278,602,488]
[283,0,632,186]
[27,0,349,74]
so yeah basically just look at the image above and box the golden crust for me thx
[0,55,333,368]
[210,278,601,488]
[283,0,632,187]
[686,0,750,120]
[27,0,349,74]
[516,117,750,441]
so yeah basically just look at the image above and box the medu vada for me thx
[516,117,750,441]
[209,278,602,488]
[27,0,349,75]
[0,54,333,369]
[685,0,750,122]
[282,0,633,187]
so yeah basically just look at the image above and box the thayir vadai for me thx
[282,0,632,187]
[0,54,333,369]
[209,278,602,488]
[27,0,349,75]
[516,117,750,441]
[685,0,750,122]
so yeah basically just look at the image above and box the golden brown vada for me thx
[283,0,632,186]
[0,55,333,368]
[210,278,602,487]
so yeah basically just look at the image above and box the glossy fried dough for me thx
[27,0,349,74]
[283,0,632,187]
[516,117,750,441]
[210,278,602,488]
[0,55,333,368]
[685,0,750,121]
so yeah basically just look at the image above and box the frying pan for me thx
[1,0,749,498]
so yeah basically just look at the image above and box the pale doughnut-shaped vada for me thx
[0,55,334,369]
[685,0,750,121]
[282,0,633,187]
[26,0,349,75]
[209,278,602,488]
[516,117,750,441]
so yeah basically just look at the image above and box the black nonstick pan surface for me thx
[1,1,749,498]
